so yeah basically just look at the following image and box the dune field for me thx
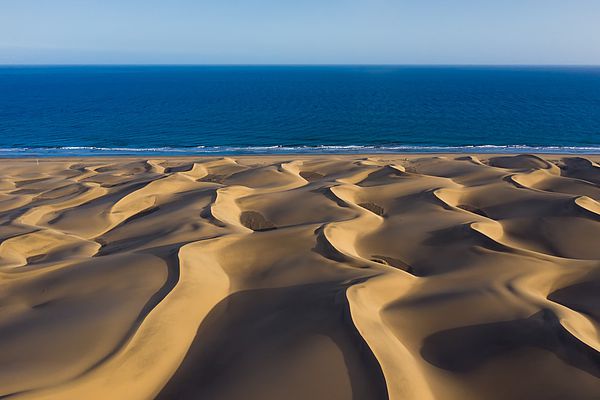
[0,154,599,400]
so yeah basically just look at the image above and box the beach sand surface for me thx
[0,154,599,399]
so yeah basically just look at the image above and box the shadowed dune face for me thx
[0,154,599,400]
[421,309,600,376]
[156,282,388,400]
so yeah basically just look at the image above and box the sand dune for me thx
[0,154,599,400]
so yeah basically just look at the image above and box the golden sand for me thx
[0,154,598,399]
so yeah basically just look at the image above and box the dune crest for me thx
[0,154,599,400]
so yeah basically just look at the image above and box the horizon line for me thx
[2,63,600,68]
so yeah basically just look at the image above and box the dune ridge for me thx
[0,154,599,400]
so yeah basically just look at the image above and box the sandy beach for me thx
[0,153,598,400]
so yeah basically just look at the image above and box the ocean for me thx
[1,65,599,156]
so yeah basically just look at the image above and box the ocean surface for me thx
[1,66,599,156]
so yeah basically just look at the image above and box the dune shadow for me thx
[157,281,388,400]
[420,309,600,377]
[548,280,600,323]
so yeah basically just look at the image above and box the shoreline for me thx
[1,144,600,159]
[2,152,599,161]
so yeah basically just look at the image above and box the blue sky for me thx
[1,0,599,64]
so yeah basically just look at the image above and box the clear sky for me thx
[1,0,600,65]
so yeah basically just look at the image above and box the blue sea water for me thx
[0,65,599,156]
